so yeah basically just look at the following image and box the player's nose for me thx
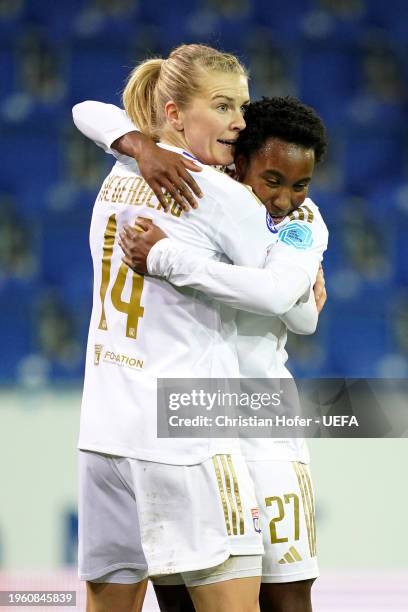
[231,109,246,131]
[271,189,291,214]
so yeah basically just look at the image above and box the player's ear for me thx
[164,100,184,131]
[234,154,248,181]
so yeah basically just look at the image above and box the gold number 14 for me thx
[98,214,144,339]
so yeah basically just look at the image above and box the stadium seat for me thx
[366,0,408,42]
[295,41,359,126]
[39,207,92,287]
[0,126,62,217]
[0,47,16,101]
[342,129,405,194]
[327,296,392,376]
[25,0,85,42]
[0,280,35,381]
[69,42,131,104]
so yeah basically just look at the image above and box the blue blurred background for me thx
[1,3,408,604]
[0,0,407,385]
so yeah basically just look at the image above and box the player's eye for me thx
[217,104,229,112]
[294,184,308,192]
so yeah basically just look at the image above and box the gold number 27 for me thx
[98,214,144,339]
[265,493,300,544]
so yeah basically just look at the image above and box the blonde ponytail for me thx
[122,58,164,139]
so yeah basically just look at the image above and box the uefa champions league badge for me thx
[266,211,278,234]
[278,222,313,250]
[251,508,261,533]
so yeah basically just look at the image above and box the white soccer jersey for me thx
[79,148,276,464]
[147,199,329,463]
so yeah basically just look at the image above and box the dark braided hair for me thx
[235,96,328,164]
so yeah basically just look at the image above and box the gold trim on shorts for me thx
[293,462,316,557]
[213,455,245,536]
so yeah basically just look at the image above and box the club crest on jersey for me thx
[94,344,103,366]
[251,508,261,533]
[278,222,313,250]
[266,211,278,234]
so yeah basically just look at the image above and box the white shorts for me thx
[152,460,318,586]
[78,450,263,582]
[247,460,318,583]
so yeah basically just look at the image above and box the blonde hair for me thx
[122,44,248,140]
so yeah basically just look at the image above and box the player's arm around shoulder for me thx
[72,101,203,211]
[72,100,135,154]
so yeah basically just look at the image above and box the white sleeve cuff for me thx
[146,238,184,276]
[72,101,139,152]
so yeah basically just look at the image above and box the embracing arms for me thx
[72,100,202,210]
[119,221,326,330]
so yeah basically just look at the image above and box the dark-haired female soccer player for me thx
[74,95,328,612]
